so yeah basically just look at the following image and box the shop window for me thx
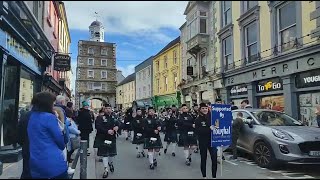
[299,93,320,127]
[259,95,285,112]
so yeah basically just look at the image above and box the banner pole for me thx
[220,146,223,177]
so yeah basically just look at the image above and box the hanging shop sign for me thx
[256,78,283,93]
[187,66,193,75]
[54,53,71,71]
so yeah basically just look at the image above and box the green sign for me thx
[153,94,178,108]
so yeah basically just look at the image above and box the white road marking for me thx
[283,175,315,179]
[224,160,238,166]
[282,172,305,176]
[267,177,275,179]
[270,170,288,173]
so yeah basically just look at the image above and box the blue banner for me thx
[211,104,232,147]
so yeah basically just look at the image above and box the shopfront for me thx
[255,78,285,112]
[295,69,320,127]
[229,84,248,107]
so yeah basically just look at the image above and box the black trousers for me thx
[80,132,90,148]
[199,140,217,178]
[231,134,239,158]
[67,149,75,163]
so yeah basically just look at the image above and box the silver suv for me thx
[232,109,320,169]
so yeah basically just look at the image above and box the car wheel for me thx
[253,141,276,169]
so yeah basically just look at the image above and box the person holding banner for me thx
[143,107,163,170]
[177,104,198,166]
[195,102,218,179]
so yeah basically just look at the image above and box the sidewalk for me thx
[0,160,22,179]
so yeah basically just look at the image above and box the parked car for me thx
[232,109,320,169]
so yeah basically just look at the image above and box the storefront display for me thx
[259,95,285,112]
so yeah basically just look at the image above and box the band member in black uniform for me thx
[132,108,146,158]
[143,107,163,170]
[94,104,119,178]
[163,108,178,157]
[195,103,217,179]
[191,103,200,153]
[123,108,133,141]
[177,104,198,166]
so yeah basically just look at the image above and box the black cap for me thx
[136,108,141,111]
[193,103,198,107]
[166,107,171,111]
[104,103,111,107]
[200,102,207,108]
[148,107,154,111]
[216,97,222,102]
[172,105,176,108]
[181,104,187,107]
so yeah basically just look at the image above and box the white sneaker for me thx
[68,167,75,175]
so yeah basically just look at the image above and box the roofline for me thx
[117,73,136,86]
[153,37,180,59]
[135,56,154,69]
[179,22,187,30]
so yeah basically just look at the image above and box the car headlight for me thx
[272,129,294,141]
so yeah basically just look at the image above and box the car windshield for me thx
[252,111,303,126]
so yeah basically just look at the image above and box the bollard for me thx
[80,140,88,179]
[69,149,80,179]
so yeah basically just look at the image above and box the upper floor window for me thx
[88,47,94,54]
[242,1,258,13]
[173,50,177,64]
[222,1,232,27]
[164,56,168,68]
[88,58,94,66]
[87,82,93,90]
[87,70,94,78]
[200,53,207,70]
[244,22,258,63]
[187,58,192,66]
[102,83,106,90]
[148,67,151,76]
[101,59,107,66]
[156,61,160,71]
[157,79,160,93]
[200,19,207,34]
[101,71,107,79]
[95,32,100,38]
[188,17,197,39]
[22,81,25,88]
[278,2,296,52]
[173,73,177,90]
[223,36,233,70]
[101,49,107,56]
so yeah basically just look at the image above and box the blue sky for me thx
[65,1,188,93]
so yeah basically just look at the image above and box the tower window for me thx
[95,32,100,37]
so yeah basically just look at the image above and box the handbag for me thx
[71,136,80,150]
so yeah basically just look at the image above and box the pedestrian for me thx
[230,112,244,160]
[94,104,119,178]
[195,102,217,179]
[17,92,68,179]
[191,104,200,153]
[240,99,253,109]
[177,104,198,166]
[132,108,146,158]
[230,101,239,110]
[143,107,163,170]
[124,108,133,141]
[316,105,320,127]
[76,101,94,156]
[163,107,178,157]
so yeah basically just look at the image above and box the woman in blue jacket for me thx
[18,92,68,179]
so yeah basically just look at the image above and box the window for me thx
[22,81,25,88]
[87,82,93,90]
[101,71,107,79]
[223,36,233,70]
[222,1,232,27]
[187,58,192,66]
[173,73,177,90]
[157,79,160,93]
[102,83,106,90]
[173,50,177,64]
[88,47,94,54]
[243,1,258,13]
[200,19,207,34]
[88,58,94,66]
[244,22,258,63]
[156,61,160,71]
[101,49,107,55]
[148,84,151,96]
[200,53,207,69]
[278,2,297,52]
[87,70,94,78]
[101,59,107,66]
[165,77,168,91]
[189,19,197,39]
[22,94,25,101]
[95,32,100,38]
[148,67,151,76]
[164,56,168,68]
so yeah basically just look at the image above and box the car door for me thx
[239,111,259,153]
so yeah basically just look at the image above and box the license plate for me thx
[309,151,320,156]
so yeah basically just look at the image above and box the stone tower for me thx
[89,20,104,42]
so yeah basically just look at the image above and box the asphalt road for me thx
[91,133,320,179]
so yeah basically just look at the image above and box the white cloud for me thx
[121,42,145,51]
[64,1,187,43]
[117,64,136,77]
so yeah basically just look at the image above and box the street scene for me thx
[1,0,320,179]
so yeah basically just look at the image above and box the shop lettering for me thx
[258,82,282,92]
[304,75,320,84]
[252,58,315,79]
[231,87,247,94]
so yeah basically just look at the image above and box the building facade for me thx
[116,73,136,110]
[216,1,319,127]
[179,1,223,107]
[134,56,153,110]
[75,21,117,109]
[0,1,54,162]
[153,37,181,110]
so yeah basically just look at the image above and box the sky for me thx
[64,1,188,94]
